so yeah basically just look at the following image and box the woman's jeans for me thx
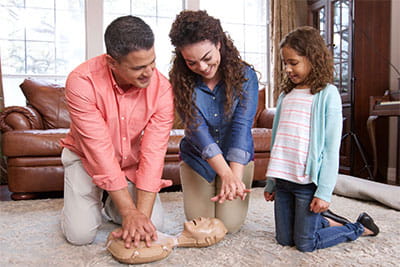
[274,179,364,252]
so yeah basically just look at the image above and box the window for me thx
[1,0,269,107]
[0,0,85,106]
[200,0,269,85]
[103,0,183,77]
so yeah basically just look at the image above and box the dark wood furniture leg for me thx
[367,115,378,178]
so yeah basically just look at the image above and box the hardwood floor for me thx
[0,185,64,201]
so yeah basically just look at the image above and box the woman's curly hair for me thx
[169,10,250,129]
[279,26,334,95]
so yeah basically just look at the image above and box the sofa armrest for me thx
[0,106,44,132]
[255,108,276,129]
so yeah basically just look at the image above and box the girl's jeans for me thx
[274,179,364,252]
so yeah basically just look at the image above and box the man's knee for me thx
[61,218,98,245]
[62,225,98,245]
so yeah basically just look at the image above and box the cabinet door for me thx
[310,0,391,180]
[332,0,352,174]
[309,0,352,174]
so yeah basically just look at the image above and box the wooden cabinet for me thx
[308,0,391,181]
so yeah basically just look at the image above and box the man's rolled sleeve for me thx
[92,173,128,191]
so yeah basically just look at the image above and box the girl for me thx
[264,26,379,252]
[169,10,259,233]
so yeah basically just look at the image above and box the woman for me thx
[169,10,259,233]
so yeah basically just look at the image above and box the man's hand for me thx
[309,197,330,213]
[108,187,158,248]
[111,208,157,249]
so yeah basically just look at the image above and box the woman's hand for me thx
[208,155,250,203]
[211,173,250,203]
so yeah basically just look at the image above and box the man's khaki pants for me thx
[61,148,164,245]
[180,161,254,233]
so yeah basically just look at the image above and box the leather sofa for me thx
[0,79,275,200]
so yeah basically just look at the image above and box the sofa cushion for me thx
[166,128,271,154]
[252,128,272,152]
[20,79,71,129]
[2,129,69,157]
[253,88,266,128]
[167,129,184,153]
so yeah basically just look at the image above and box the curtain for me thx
[268,0,297,106]
[0,53,3,111]
[0,53,6,185]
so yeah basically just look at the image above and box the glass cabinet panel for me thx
[332,0,351,93]
[319,7,326,40]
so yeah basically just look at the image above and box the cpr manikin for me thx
[106,217,228,264]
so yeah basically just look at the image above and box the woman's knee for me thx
[221,217,245,233]
[216,203,249,233]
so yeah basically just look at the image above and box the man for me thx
[60,15,174,249]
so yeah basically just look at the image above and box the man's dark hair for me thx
[104,15,154,61]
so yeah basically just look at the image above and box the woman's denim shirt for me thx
[180,65,259,182]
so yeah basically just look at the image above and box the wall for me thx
[0,53,5,185]
[294,0,308,26]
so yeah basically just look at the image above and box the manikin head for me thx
[178,217,228,247]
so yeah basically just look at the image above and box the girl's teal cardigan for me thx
[265,84,343,202]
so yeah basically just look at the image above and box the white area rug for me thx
[1,188,399,266]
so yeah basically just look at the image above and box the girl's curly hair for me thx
[279,26,334,95]
[169,10,250,129]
